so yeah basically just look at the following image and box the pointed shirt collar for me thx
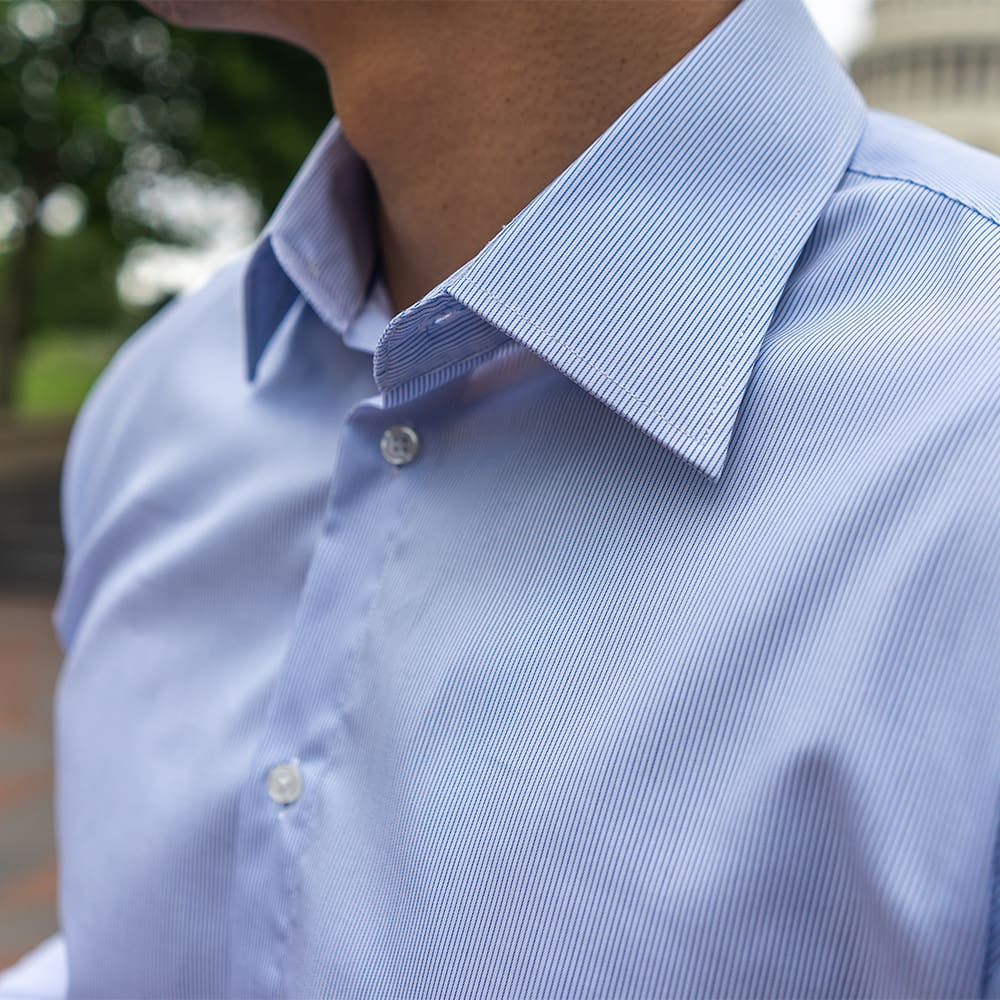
[241,0,866,479]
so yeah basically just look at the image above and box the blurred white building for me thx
[850,0,1000,154]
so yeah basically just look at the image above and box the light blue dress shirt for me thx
[3,0,1000,996]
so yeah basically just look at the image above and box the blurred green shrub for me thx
[0,0,334,414]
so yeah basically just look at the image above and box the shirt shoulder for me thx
[758,110,1000,530]
[773,109,1000,404]
[848,108,1000,229]
[54,249,251,646]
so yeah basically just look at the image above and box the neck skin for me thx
[299,2,738,314]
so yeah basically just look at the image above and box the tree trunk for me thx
[0,217,44,413]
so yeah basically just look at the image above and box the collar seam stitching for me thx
[845,166,1000,232]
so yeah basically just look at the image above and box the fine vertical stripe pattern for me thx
[13,0,1000,997]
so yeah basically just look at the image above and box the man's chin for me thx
[135,0,245,31]
[134,0,319,58]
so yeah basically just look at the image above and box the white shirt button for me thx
[380,424,420,465]
[267,762,302,804]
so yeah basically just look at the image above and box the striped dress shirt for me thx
[3,0,999,995]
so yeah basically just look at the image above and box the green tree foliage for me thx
[0,0,334,410]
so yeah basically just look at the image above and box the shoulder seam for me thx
[845,166,1000,232]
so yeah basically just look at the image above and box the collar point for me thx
[642,414,735,482]
[244,350,261,385]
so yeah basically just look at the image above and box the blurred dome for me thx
[850,0,1000,154]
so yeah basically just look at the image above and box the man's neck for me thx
[313,2,738,314]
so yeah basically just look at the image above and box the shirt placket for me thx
[225,385,428,999]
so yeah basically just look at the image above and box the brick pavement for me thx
[0,592,61,970]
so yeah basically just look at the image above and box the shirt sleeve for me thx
[48,317,135,652]
[50,373,92,652]
[0,934,67,999]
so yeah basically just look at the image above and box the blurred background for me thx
[0,0,998,968]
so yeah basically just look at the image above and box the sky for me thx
[803,0,872,61]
